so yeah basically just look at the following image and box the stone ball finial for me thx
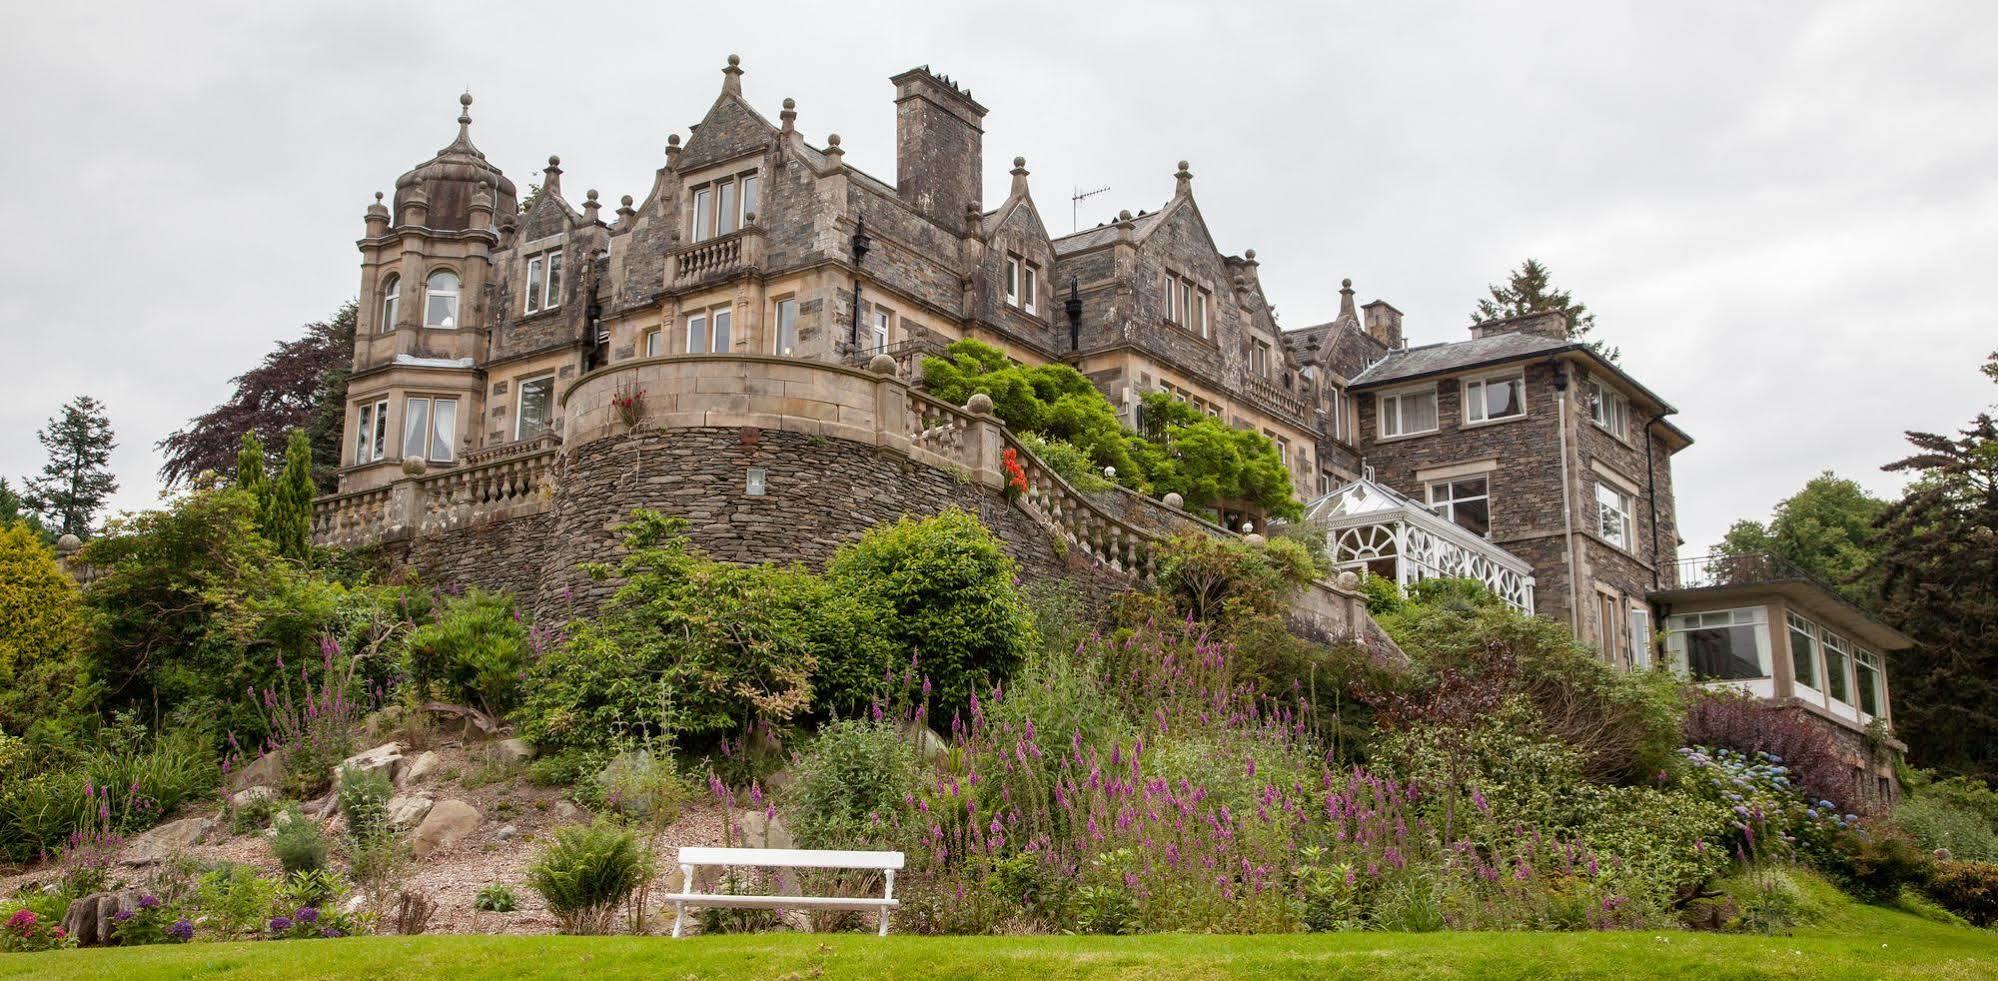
[460,92,474,108]
[1162,492,1184,509]
[667,134,681,147]
[586,189,599,202]
[1244,533,1266,546]
[727,53,741,67]
[827,133,842,147]
[1342,277,1353,289]
[783,97,796,109]
[547,154,561,167]
[374,191,384,202]
[965,392,994,415]
[621,194,634,207]
[1336,570,1360,590]
[1177,160,1190,171]
[401,457,428,477]
[1244,249,1257,261]
[1118,209,1133,221]
[869,353,898,375]
[55,533,82,555]
[1013,155,1026,168]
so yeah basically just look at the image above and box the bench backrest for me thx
[677,847,904,870]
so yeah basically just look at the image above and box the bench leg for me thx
[878,908,890,938]
[672,901,685,939]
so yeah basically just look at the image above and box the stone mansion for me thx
[321,57,1904,794]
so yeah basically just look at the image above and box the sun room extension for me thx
[1303,477,1536,613]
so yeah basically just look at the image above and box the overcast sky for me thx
[1,1,1992,554]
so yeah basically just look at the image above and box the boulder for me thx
[551,800,587,824]
[399,750,443,787]
[386,794,434,831]
[230,750,286,792]
[497,824,518,842]
[121,816,213,866]
[60,889,140,946]
[230,785,278,809]
[904,723,949,762]
[735,810,798,895]
[410,799,481,859]
[339,742,404,783]
[485,738,534,764]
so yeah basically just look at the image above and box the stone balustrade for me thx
[668,223,764,288]
[312,446,558,547]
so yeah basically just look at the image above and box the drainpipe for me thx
[1645,416,1660,590]
[1552,359,1582,637]
[848,218,871,349]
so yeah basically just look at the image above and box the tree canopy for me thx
[1716,471,1889,608]
[1470,258,1617,363]
[25,394,118,538]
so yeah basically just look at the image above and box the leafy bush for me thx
[405,588,531,717]
[270,807,329,874]
[337,764,394,844]
[1924,860,1998,926]
[109,892,196,946]
[1150,531,1315,627]
[1016,433,1112,493]
[1704,865,1831,934]
[1892,793,1998,862]
[1829,828,1936,903]
[788,720,918,849]
[0,725,221,863]
[582,748,689,826]
[824,508,1035,722]
[1683,689,1854,812]
[192,863,280,939]
[474,884,518,913]
[1,903,74,952]
[1677,746,1856,863]
[0,522,90,739]
[526,821,652,934]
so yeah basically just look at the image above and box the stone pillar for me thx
[963,393,1003,490]
[870,355,910,455]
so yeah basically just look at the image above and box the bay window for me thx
[401,397,458,463]
[773,297,799,356]
[378,274,400,333]
[515,375,554,439]
[1464,372,1526,423]
[687,305,732,354]
[354,398,389,464]
[1823,632,1852,704]
[1787,612,1822,691]
[1667,607,1770,681]
[424,270,460,328]
[1378,386,1438,438]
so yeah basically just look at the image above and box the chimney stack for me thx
[1362,299,1404,350]
[889,66,988,236]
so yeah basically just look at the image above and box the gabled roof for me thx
[1052,208,1166,254]
[1348,332,1577,389]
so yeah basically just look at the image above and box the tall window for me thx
[869,308,891,354]
[1004,256,1040,313]
[1629,608,1653,669]
[1596,482,1633,549]
[1426,476,1491,537]
[378,274,400,333]
[1194,291,1208,338]
[1327,387,1350,442]
[515,375,554,439]
[1822,632,1852,704]
[1378,387,1438,438]
[524,250,563,314]
[1589,380,1629,439]
[687,306,732,354]
[1162,272,1209,337]
[1668,607,1770,681]
[773,297,799,356]
[1023,262,1039,315]
[691,172,757,242]
[401,397,458,463]
[1464,373,1526,423]
[1854,649,1883,717]
[1251,340,1272,379]
[645,329,663,357]
[424,270,460,328]
[1787,612,1821,691]
[354,398,389,463]
[1597,592,1626,664]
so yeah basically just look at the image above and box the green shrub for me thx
[583,748,689,826]
[0,725,221,864]
[1924,860,1998,926]
[1893,792,1998,862]
[788,721,918,849]
[526,821,652,934]
[824,508,1036,722]
[1015,433,1112,493]
[270,807,329,874]
[1707,865,1830,934]
[228,791,286,834]
[0,523,90,739]
[1150,531,1314,627]
[1830,828,1936,903]
[337,764,394,844]
[474,883,518,913]
[405,588,531,717]
[191,863,280,940]
[527,749,598,788]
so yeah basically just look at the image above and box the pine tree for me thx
[236,431,274,535]
[25,395,118,538]
[270,429,317,560]
[1470,258,1618,362]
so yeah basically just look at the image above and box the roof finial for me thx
[1338,277,1357,321]
[722,53,744,97]
[1009,156,1029,198]
[543,155,562,196]
[780,97,797,134]
[1174,160,1193,196]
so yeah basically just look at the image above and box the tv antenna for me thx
[1071,185,1111,233]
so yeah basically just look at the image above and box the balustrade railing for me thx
[1242,372,1315,424]
[670,226,762,285]
[312,447,558,545]
[1672,552,1825,593]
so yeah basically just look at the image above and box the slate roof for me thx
[1347,332,1577,389]
[1051,209,1167,254]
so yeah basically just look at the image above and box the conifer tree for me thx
[236,431,273,532]
[1470,258,1618,362]
[270,429,317,560]
[25,395,118,538]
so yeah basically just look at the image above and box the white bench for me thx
[666,846,906,938]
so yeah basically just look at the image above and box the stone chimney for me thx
[1362,299,1404,350]
[1468,310,1567,342]
[890,66,988,236]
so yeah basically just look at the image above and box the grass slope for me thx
[6,899,1994,981]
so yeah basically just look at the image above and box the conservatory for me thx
[1302,478,1536,613]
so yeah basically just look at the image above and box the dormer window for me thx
[1163,271,1209,338]
[1005,256,1040,314]
[524,249,563,314]
[691,171,760,242]
[424,270,460,328]
[378,274,400,333]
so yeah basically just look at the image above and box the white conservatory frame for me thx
[1303,478,1537,613]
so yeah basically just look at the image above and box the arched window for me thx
[378,274,400,333]
[424,270,460,328]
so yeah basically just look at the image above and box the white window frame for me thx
[354,398,390,464]
[1463,372,1527,424]
[772,296,799,356]
[1005,256,1023,309]
[401,396,458,463]
[1377,386,1439,439]
[515,374,555,440]
[1425,475,1492,538]
[1629,607,1653,669]
[1596,481,1633,549]
[1822,631,1854,705]
[686,305,732,354]
[869,307,891,355]
[1023,261,1039,315]
[1194,289,1209,338]
[1589,380,1630,439]
[644,329,664,358]
[378,274,400,333]
[524,249,563,314]
[1162,271,1177,322]
[1786,611,1823,695]
[424,270,460,329]
[1665,607,1773,682]
[1854,648,1884,719]
[1251,340,1272,379]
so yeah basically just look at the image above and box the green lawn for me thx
[6,902,1994,980]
